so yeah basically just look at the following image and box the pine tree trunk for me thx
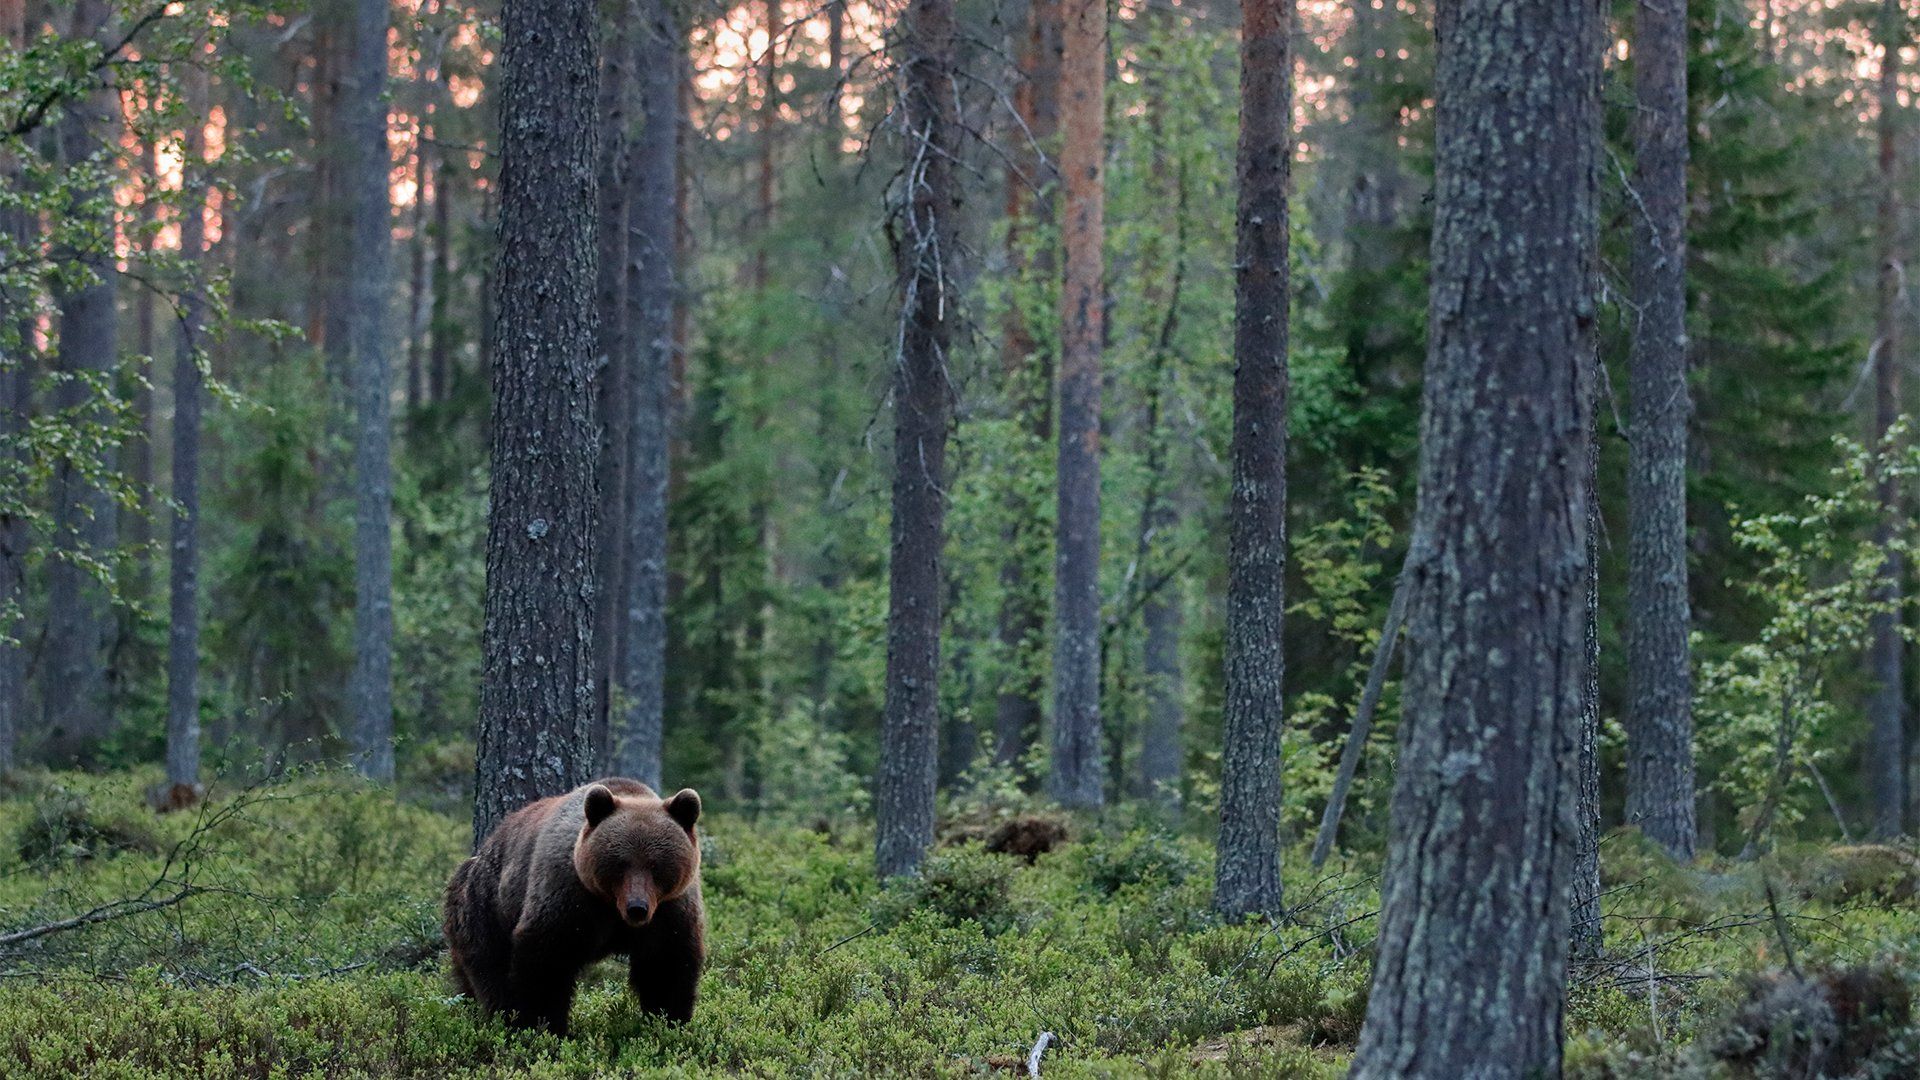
[0,0,29,777]
[1349,0,1601,1072]
[167,98,208,800]
[404,153,431,414]
[473,0,602,846]
[1868,0,1906,839]
[1213,0,1290,919]
[993,0,1060,771]
[428,160,454,403]
[592,6,632,772]
[1344,0,1406,263]
[1625,0,1696,859]
[1139,569,1183,801]
[614,0,678,787]
[1048,0,1104,809]
[128,138,158,617]
[1572,434,1604,962]
[313,0,354,491]
[875,0,956,877]
[44,0,120,764]
[346,0,395,781]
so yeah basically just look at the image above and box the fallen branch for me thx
[0,774,285,955]
[1311,549,1416,868]
[1262,909,1380,980]
[819,922,877,957]
[0,886,202,949]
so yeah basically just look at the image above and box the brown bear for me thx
[443,778,705,1034]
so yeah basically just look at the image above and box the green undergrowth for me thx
[0,770,1911,1078]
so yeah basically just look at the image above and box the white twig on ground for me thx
[1026,1031,1054,1077]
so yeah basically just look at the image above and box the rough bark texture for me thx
[993,0,1060,771]
[44,0,119,764]
[614,0,679,788]
[875,0,956,878]
[1048,0,1104,810]
[474,0,602,847]
[1625,0,1697,859]
[1213,0,1290,919]
[346,0,395,780]
[165,87,209,798]
[1868,0,1906,840]
[1349,0,1601,1072]
[592,5,632,772]
[1573,435,1604,962]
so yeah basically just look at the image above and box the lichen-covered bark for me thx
[346,0,396,782]
[1349,0,1601,1072]
[614,0,681,788]
[1213,0,1290,919]
[875,0,956,877]
[474,0,602,847]
[1625,0,1696,859]
[1867,0,1906,839]
[43,0,119,764]
[992,0,1060,771]
[166,89,208,796]
[1048,0,1104,810]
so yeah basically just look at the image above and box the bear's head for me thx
[572,784,702,928]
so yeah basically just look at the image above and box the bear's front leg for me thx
[504,933,583,1035]
[629,895,705,1023]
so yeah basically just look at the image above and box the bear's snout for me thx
[624,895,651,926]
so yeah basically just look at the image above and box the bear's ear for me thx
[584,784,617,828]
[665,788,701,832]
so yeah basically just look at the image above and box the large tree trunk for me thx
[1213,0,1291,919]
[613,0,680,787]
[1047,0,1105,809]
[346,0,395,781]
[166,94,209,802]
[1349,0,1601,1072]
[473,0,602,846]
[0,0,28,776]
[1624,0,1697,859]
[992,0,1060,771]
[875,0,956,877]
[43,0,120,764]
[1868,0,1906,840]
[592,6,632,773]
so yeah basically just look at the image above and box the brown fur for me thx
[442,778,706,1033]
[984,817,1069,863]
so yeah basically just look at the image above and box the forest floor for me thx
[0,769,1912,1078]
